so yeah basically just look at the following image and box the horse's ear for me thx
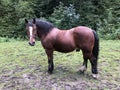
[33,18,36,24]
[25,19,28,24]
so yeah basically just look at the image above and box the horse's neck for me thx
[37,32,46,41]
[37,28,69,40]
[36,29,45,40]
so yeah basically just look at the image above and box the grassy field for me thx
[0,40,120,90]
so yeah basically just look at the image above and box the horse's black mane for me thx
[35,19,55,34]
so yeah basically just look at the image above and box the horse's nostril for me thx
[29,42,35,46]
[28,42,32,46]
[33,42,35,45]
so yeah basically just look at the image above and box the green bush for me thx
[0,37,9,42]
[98,19,120,40]
[0,0,34,39]
[114,28,120,39]
[49,3,80,29]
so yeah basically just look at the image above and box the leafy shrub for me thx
[98,8,120,40]
[114,28,120,39]
[98,19,120,40]
[0,37,9,42]
[49,3,80,29]
[0,0,34,38]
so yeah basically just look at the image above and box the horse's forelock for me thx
[26,19,34,26]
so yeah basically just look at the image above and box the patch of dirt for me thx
[0,65,120,90]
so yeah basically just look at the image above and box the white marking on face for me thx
[29,26,33,38]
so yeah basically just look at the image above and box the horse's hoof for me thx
[76,49,80,52]
[48,70,53,74]
[92,74,98,79]
[79,66,86,73]
[79,70,85,74]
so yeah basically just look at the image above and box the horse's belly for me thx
[54,43,75,53]
[54,30,76,53]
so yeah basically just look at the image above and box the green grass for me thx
[0,40,120,89]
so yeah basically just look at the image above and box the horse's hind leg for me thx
[90,56,98,78]
[79,51,88,73]
[45,49,54,74]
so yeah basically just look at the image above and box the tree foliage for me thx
[49,3,80,29]
[0,0,120,39]
[0,0,34,38]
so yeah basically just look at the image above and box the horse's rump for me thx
[73,26,94,52]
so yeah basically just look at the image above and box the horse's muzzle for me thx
[29,42,35,46]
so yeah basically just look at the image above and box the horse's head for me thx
[25,18,37,46]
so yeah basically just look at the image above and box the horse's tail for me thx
[92,30,99,60]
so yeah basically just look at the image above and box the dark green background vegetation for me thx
[0,0,120,39]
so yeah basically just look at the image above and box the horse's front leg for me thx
[45,49,54,74]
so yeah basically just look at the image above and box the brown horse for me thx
[25,18,99,78]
